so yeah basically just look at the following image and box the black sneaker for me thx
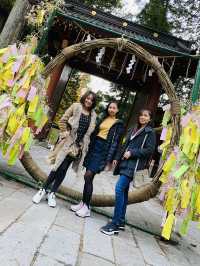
[100,222,119,235]
[118,222,125,231]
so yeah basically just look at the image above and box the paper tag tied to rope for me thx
[0,39,49,164]
[159,106,200,239]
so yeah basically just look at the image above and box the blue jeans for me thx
[112,175,132,225]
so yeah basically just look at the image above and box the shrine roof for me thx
[55,0,195,57]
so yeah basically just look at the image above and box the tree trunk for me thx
[0,0,30,48]
[20,152,161,207]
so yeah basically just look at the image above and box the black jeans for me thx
[43,156,74,193]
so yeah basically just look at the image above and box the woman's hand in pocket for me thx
[123,151,131,160]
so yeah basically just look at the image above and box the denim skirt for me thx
[84,137,108,173]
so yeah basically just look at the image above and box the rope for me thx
[108,48,118,71]
[185,58,192,78]
[171,100,181,115]
[117,37,128,51]
[117,53,128,79]
[131,58,139,80]
[169,57,176,77]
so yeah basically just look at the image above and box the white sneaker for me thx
[70,201,84,212]
[48,192,56,208]
[32,189,46,204]
[76,204,90,218]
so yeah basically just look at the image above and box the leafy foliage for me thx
[137,0,171,32]
[168,0,200,51]
[138,0,199,105]
[82,0,122,10]
[95,83,136,124]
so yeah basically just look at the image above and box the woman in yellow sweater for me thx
[71,101,124,217]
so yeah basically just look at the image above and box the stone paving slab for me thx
[55,205,84,235]
[0,204,59,266]
[0,178,199,265]
[133,230,170,266]
[0,184,19,201]
[80,253,114,266]
[113,236,145,266]
[0,145,200,266]
[83,218,115,263]
[37,225,80,266]
[159,241,190,266]
[33,254,66,266]
[0,190,32,233]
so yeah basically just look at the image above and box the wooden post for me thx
[47,39,70,115]
[37,39,73,139]
[191,59,200,104]
[126,89,149,129]
[126,74,161,129]
[146,74,161,114]
[49,65,72,121]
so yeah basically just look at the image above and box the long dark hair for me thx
[96,100,120,129]
[104,101,119,117]
[80,90,97,110]
[137,109,152,128]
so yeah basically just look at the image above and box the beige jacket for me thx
[48,102,96,173]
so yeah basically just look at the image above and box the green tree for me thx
[137,0,171,32]
[168,0,200,104]
[82,0,122,10]
[95,83,136,126]
[168,0,200,51]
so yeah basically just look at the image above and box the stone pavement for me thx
[0,176,200,266]
[0,144,199,265]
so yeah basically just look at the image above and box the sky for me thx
[119,0,149,17]
[88,0,149,93]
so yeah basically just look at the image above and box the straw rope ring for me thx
[21,38,181,206]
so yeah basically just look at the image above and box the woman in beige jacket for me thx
[32,91,97,207]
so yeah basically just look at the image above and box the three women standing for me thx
[70,102,124,217]
[32,91,97,207]
[32,93,155,236]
